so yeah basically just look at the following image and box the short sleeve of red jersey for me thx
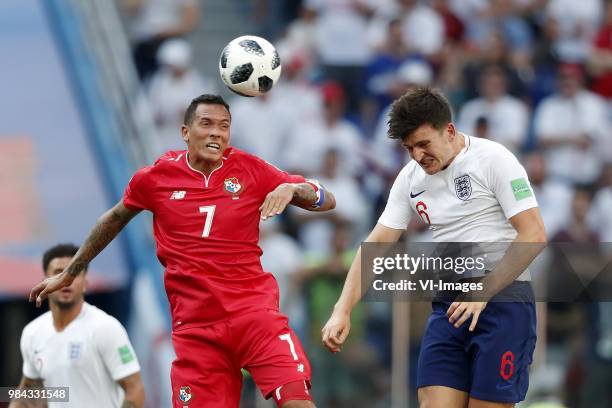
[123,167,153,211]
[255,158,305,193]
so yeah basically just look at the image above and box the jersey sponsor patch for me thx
[511,178,532,201]
[170,190,186,200]
[454,175,472,201]
[118,345,134,364]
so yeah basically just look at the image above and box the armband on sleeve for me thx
[305,179,326,209]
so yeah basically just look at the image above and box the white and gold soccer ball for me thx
[219,35,282,97]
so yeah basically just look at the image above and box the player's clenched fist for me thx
[259,183,295,220]
[321,310,351,353]
[29,270,75,308]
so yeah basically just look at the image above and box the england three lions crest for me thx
[454,175,472,201]
[224,177,242,197]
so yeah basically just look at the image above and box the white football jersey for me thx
[379,134,538,279]
[20,302,141,408]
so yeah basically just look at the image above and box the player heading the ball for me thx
[30,94,335,408]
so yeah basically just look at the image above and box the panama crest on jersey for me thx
[224,177,242,198]
[454,174,472,201]
[179,385,192,403]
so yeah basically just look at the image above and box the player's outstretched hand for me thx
[321,311,351,353]
[447,301,488,331]
[29,271,75,308]
[259,183,295,220]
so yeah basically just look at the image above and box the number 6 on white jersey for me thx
[199,205,216,237]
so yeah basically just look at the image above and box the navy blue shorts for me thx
[416,299,537,403]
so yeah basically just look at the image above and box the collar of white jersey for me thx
[51,301,89,333]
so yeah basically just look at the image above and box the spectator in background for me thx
[121,0,200,80]
[545,0,603,63]
[473,116,489,139]
[285,82,365,179]
[588,163,612,242]
[589,1,612,100]
[523,151,573,239]
[306,0,375,114]
[147,39,216,154]
[458,64,529,152]
[270,43,323,126]
[462,30,529,101]
[544,186,598,405]
[530,13,563,105]
[259,218,306,335]
[581,302,612,408]
[430,0,465,44]
[453,0,533,62]
[279,6,319,64]
[302,225,384,406]
[365,18,414,118]
[534,63,608,184]
[369,0,444,60]
[229,93,293,167]
[397,0,445,58]
[551,185,599,244]
[291,148,369,257]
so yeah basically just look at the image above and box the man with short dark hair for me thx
[30,94,335,408]
[323,87,546,408]
[11,243,144,408]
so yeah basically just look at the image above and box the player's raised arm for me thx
[29,201,141,307]
[321,223,403,353]
[259,181,336,220]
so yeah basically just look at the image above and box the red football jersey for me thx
[123,147,305,329]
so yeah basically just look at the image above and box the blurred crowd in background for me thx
[115,0,612,407]
[104,0,612,406]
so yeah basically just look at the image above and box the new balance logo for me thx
[297,363,304,373]
[170,191,186,200]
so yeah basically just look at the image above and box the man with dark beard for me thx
[10,244,145,408]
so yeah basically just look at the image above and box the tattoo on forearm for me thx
[66,205,135,278]
[291,183,318,207]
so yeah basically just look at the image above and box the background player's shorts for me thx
[170,309,311,408]
[417,300,537,403]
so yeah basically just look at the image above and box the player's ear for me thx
[446,122,456,139]
[181,124,189,143]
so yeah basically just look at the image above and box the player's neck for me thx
[51,299,84,332]
[444,132,466,169]
[188,154,223,175]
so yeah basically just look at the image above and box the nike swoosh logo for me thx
[410,190,426,198]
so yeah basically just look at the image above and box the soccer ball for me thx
[219,35,281,97]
